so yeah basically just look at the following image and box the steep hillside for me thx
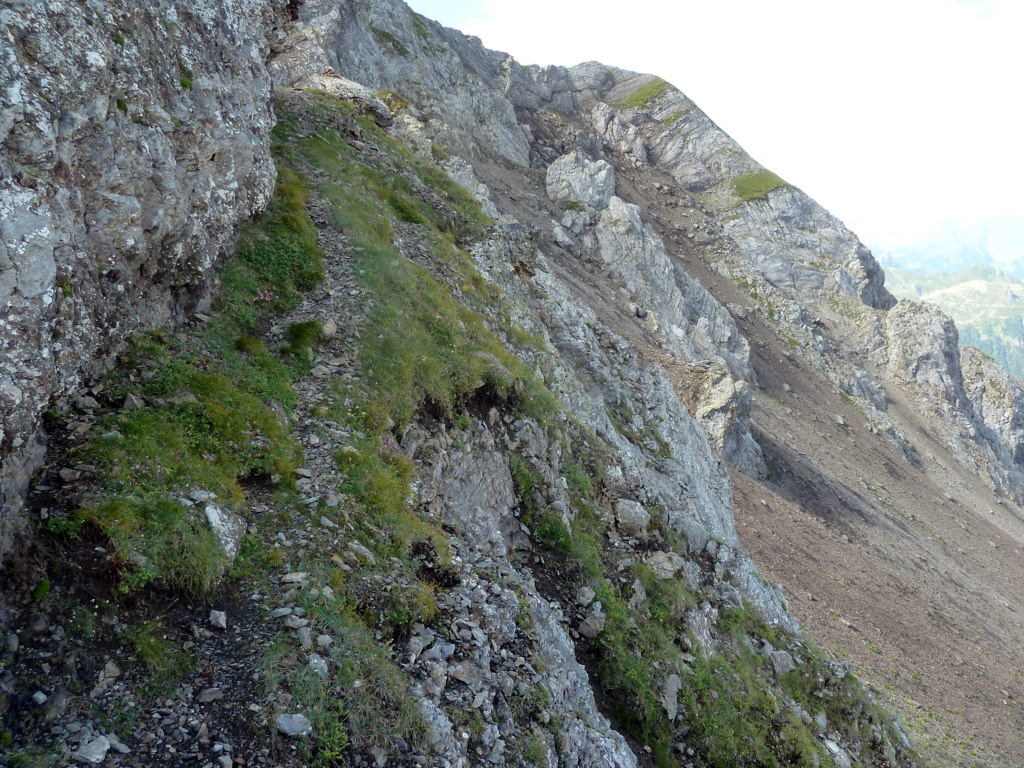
[886,265,1024,378]
[3,1,1024,768]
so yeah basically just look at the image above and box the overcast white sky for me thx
[406,0,1024,268]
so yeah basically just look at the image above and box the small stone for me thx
[348,541,376,563]
[218,756,233,768]
[197,688,224,703]
[90,660,120,698]
[316,634,334,648]
[209,610,227,630]
[270,607,292,618]
[662,674,682,720]
[578,611,606,639]
[276,713,313,737]
[59,467,81,483]
[204,503,247,563]
[281,571,309,584]
[322,318,338,337]
[32,690,48,705]
[576,586,596,606]
[123,393,145,410]
[296,627,313,649]
[107,733,131,754]
[73,735,110,764]
[285,615,309,629]
[308,654,329,679]
[646,551,685,579]
[369,746,387,767]
[770,650,796,677]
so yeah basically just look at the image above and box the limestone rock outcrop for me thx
[0,0,282,552]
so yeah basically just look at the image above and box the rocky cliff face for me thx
[3,1,1022,767]
[0,0,285,552]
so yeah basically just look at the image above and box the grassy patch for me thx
[374,88,410,112]
[130,620,193,691]
[731,170,788,203]
[511,443,916,767]
[615,77,673,110]
[73,333,300,595]
[268,592,425,765]
[67,164,323,595]
[411,15,431,40]
[371,26,410,56]
[275,93,558,431]
[282,319,322,364]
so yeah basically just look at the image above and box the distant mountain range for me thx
[885,264,1024,378]
[875,217,1024,279]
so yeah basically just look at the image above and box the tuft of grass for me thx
[411,15,431,40]
[131,621,193,690]
[371,27,410,56]
[70,165,323,595]
[282,320,322,363]
[430,141,448,162]
[731,170,788,203]
[31,579,51,601]
[615,77,672,110]
[374,88,410,112]
[271,598,426,765]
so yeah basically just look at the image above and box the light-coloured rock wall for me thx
[0,0,283,552]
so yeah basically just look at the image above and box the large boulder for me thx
[546,150,616,211]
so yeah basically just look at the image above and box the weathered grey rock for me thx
[646,551,685,579]
[0,0,280,574]
[578,610,606,639]
[276,713,313,737]
[614,499,649,537]
[770,650,796,677]
[661,673,682,720]
[72,736,110,764]
[962,346,1024,467]
[292,73,393,127]
[89,660,120,698]
[269,0,530,165]
[203,503,247,564]
[545,150,615,211]
[209,610,227,630]
[308,654,329,679]
[678,517,710,555]
[882,300,1024,500]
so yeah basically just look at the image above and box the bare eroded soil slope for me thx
[607,141,1024,766]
